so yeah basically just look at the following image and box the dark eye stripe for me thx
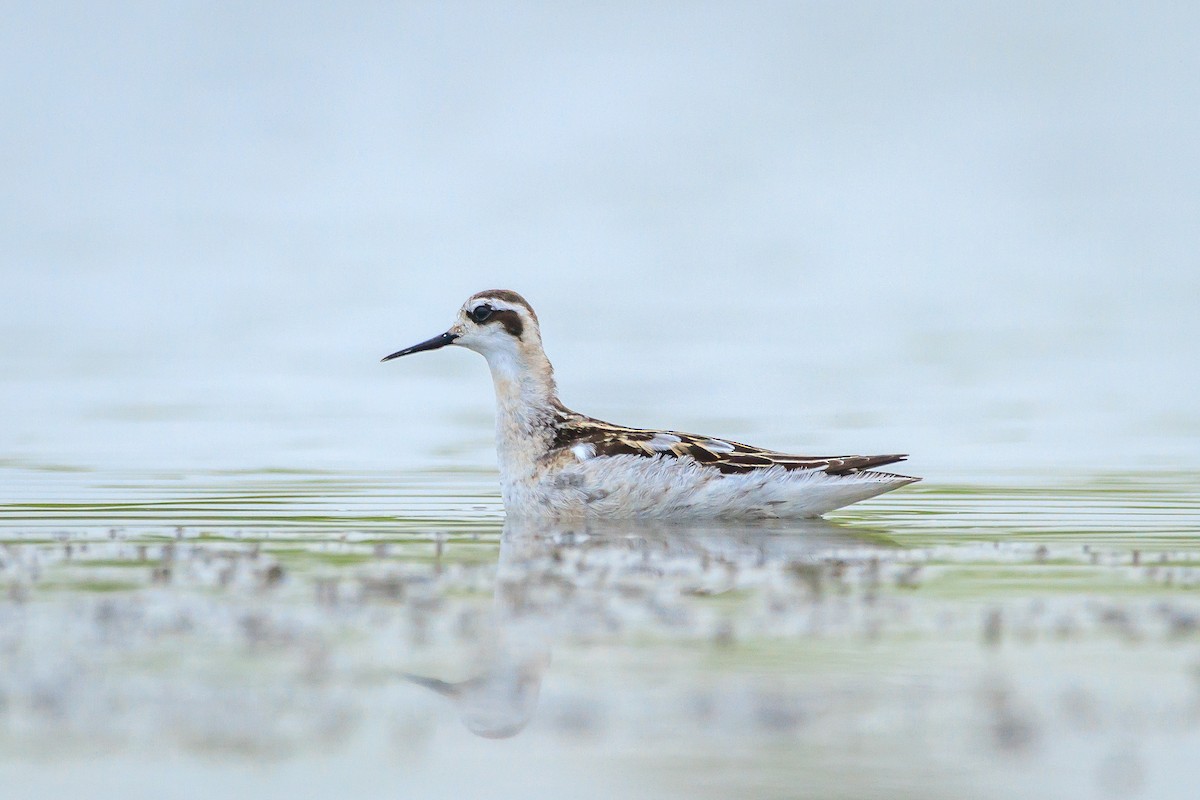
[489,309,524,338]
[470,302,524,338]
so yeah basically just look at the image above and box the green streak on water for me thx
[37,580,142,593]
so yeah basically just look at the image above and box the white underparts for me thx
[506,453,917,520]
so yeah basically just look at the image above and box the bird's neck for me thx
[485,348,559,475]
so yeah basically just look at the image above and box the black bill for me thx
[381,332,459,362]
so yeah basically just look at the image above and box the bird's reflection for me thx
[402,516,894,738]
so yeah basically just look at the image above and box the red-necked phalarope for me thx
[383,290,919,518]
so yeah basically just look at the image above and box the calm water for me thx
[3,3,1200,799]
[1,474,1199,800]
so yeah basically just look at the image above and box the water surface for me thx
[2,467,1198,799]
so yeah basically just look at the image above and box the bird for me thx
[382,290,918,519]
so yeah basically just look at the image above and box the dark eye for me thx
[470,304,493,322]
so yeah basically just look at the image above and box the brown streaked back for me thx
[548,403,909,477]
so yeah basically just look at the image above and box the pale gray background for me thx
[3,2,1198,481]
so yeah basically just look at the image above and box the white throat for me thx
[480,343,558,477]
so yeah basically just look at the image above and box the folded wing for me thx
[550,411,907,477]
